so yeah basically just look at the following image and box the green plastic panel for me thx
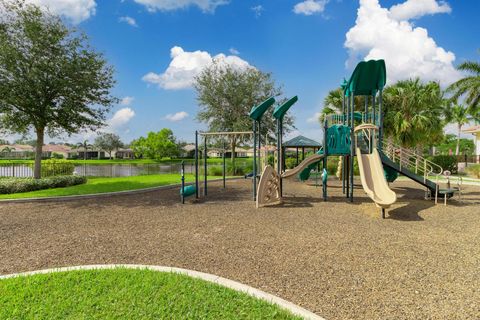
[347,59,386,96]
[180,185,196,197]
[384,165,398,183]
[326,125,351,155]
[298,149,324,181]
[249,97,275,121]
[273,96,298,120]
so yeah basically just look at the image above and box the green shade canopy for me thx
[273,96,298,120]
[346,59,386,96]
[283,135,322,148]
[249,97,275,121]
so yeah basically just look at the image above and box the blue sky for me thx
[14,0,480,143]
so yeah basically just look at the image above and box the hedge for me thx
[0,175,87,194]
[29,159,75,177]
[430,155,457,174]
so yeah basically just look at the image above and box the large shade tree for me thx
[130,129,179,160]
[0,1,117,178]
[95,133,123,159]
[194,61,294,162]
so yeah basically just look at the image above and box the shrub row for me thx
[0,175,87,194]
[33,159,75,177]
[429,155,457,174]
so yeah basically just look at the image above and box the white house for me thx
[463,125,480,163]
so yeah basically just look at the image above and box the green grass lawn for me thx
[0,268,300,320]
[0,174,218,200]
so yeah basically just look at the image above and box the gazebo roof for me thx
[283,135,322,148]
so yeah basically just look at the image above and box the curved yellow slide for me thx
[356,148,397,209]
[282,154,324,178]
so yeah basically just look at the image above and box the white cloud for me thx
[120,96,135,106]
[251,5,264,18]
[142,46,253,90]
[307,112,322,123]
[390,0,451,21]
[344,0,461,86]
[133,0,228,13]
[69,108,135,142]
[119,16,138,27]
[107,108,136,130]
[229,47,240,55]
[165,111,189,122]
[293,0,328,16]
[24,0,96,24]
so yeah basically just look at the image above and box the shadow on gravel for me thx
[386,200,431,221]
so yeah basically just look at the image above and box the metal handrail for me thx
[381,140,443,185]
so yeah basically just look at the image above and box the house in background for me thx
[42,144,72,158]
[115,148,135,159]
[0,144,35,159]
[181,144,196,158]
[68,147,105,160]
[463,125,480,163]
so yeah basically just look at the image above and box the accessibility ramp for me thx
[282,153,324,179]
[357,147,397,216]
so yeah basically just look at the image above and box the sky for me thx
[4,0,480,143]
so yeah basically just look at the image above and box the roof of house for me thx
[42,144,72,152]
[463,125,480,134]
[0,144,34,152]
[182,144,196,152]
[283,135,322,148]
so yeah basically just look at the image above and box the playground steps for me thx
[379,140,454,198]
[380,153,438,192]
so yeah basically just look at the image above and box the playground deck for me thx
[1,179,479,320]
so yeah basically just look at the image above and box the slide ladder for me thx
[379,140,448,197]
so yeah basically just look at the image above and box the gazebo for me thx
[283,135,322,166]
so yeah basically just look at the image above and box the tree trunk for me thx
[34,127,45,179]
[456,124,461,156]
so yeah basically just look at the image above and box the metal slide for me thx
[356,148,397,213]
[282,154,325,179]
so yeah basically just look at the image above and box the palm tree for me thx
[383,78,446,151]
[448,57,480,111]
[320,88,365,123]
[446,104,480,155]
[74,140,93,161]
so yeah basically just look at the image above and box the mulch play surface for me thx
[1,178,479,320]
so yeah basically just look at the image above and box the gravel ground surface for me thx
[1,178,479,320]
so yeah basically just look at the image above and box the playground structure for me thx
[183,59,460,217]
[254,59,458,217]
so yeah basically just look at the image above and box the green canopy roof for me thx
[283,135,322,148]
[346,59,386,96]
[273,96,298,120]
[249,97,275,121]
